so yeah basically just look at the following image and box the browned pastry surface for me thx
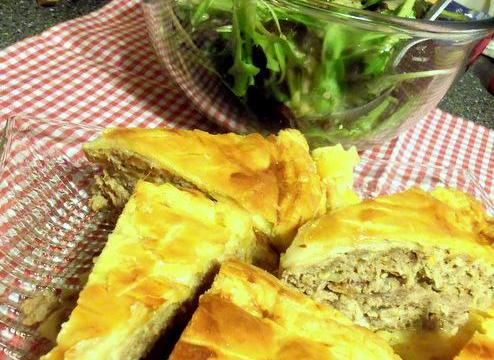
[170,260,400,360]
[41,181,257,360]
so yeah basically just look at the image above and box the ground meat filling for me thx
[87,149,198,210]
[282,248,494,333]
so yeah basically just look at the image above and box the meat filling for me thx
[86,149,198,210]
[281,247,494,333]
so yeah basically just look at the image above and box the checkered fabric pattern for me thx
[0,0,216,131]
[0,0,494,359]
[363,109,494,197]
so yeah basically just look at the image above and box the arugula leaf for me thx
[228,0,260,96]
[191,0,215,26]
[395,0,417,17]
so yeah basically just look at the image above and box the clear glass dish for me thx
[142,0,494,149]
[0,117,112,359]
[0,116,493,358]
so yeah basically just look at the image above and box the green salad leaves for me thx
[177,0,448,145]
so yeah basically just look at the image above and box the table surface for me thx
[1,0,493,129]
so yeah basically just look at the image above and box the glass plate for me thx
[0,117,114,359]
[0,116,493,359]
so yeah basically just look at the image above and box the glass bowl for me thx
[142,0,494,149]
[0,115,493,359]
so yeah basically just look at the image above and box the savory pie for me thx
[41,181,257,359]
[281,187,494,358]
[83,128,281,236]
[83,128,359,253]
[170,260,400,359]
[41,124,494,360]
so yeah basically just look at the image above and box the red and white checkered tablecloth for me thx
[0,0,494,358]
[1,0,493,195]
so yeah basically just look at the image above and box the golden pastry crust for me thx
[455,308,494,360]
[311,144,360,210]
[270,129,326,251]
[378,319,481,360]
[376,306,494,360]
[282,188,494,270]
[83,128,280,234]
[170,260,400,360]
[280,187,494,341]
[84,128,363,255]
[41,181,257,360]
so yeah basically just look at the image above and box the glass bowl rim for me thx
[268,0,494,39]
[148,0,494,39]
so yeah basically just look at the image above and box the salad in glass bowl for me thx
[143,0,494,148]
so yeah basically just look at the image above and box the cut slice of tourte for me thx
[83,128,282,235]
[41,181,258,360]
[83,127,360,253]
[170,260,401,360]
[280,187,494,359]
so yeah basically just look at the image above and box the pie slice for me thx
[83,128,359,253]
[281,187,494,335]
[170,260,400,360]
[41,181,257,360]
[83,128,280,236]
